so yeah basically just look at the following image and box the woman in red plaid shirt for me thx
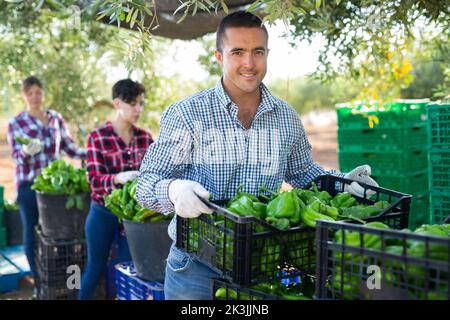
[78,79,154,300]
[7,76,87,288]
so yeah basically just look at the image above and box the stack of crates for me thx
[0,186,6,248]
[114,262,165,300]
[337,99,430,230]
[427,103,450,224]
[34,226,86,300]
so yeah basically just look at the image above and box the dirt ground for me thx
[0,111,338,300]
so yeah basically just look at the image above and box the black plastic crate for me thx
[315,220,450,300]
[176,175,412,285]
[35,276,79,300]
[36,257,85,288]
[212,278,284,300]
[34,226,86,273]
[212,278,283,300]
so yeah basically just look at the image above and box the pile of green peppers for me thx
[215,276,314,300]
[104,178,172,223]
[331,222,450,300]
[226,183,390,231]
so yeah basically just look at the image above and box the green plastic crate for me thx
[427,103,450,150]
[0,185,4,208]
[408,193,430,231]
[339,149,428,175]
[429,149,450,192]
[430,192,450,224]
[369,171,429,195]
[0,226,6,249]
[336,99,429,129]
[338,125,427,152]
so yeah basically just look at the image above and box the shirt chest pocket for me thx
[101,150,122,170]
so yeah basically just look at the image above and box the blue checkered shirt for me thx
[136,81,341,240]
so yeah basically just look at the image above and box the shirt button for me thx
[127,150,131,155]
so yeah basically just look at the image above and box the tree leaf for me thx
[130,8,139,28]
[173,1,190,16]
[316,0,322,9]
[220,0,229,14]
[126,7,134,23]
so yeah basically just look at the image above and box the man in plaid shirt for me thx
[136,11,379,299]
[7,76,86,285]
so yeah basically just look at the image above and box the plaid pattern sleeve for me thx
[86,131,116,201]
[136,105,186,215]
[87,122,153,205]
[7,118,30,166]
[55,112,87,159]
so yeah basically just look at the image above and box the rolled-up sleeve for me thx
[7,119,31,165]
[136,105,193,215]
[86,133,116,197]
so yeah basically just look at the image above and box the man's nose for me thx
[242,52,255,67]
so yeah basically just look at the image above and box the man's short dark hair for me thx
[216,10,268,52]
[112,79,145,103]
[22,76,43,92]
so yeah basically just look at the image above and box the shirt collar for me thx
[214,78,280,112]
[105,121,139,136]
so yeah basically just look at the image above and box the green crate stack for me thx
[339,149,428,175]
[427,103,450,224]
[336,99,429,129]
[337,99,430,230]
[0,185,5,248]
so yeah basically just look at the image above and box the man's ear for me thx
[214,49,223,66]
[112,98,121,109]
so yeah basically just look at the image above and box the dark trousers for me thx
[78,201,131,300]
[17,182,39,279]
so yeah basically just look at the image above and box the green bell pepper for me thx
[299,198,335,228]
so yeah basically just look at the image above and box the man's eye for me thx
[232,51,242,55]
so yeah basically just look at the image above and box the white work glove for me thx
[344,165,379,198]
[23,138,42,156]
[114,171,139,185]
[168,179,214,218]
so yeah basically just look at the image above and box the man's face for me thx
[113,94,144,124]
[215,27,268,97]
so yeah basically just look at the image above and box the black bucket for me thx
[5,209,23,245]
[123,219,172,282]
[36,192,90,240]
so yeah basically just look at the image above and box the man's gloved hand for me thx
[168,179,214,218]
[114,171,139,185]
[23,138,42,156]
[344,165,379,198]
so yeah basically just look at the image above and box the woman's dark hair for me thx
[216,11,268,53]
[22,76,43,92]
[112,79,145,103]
